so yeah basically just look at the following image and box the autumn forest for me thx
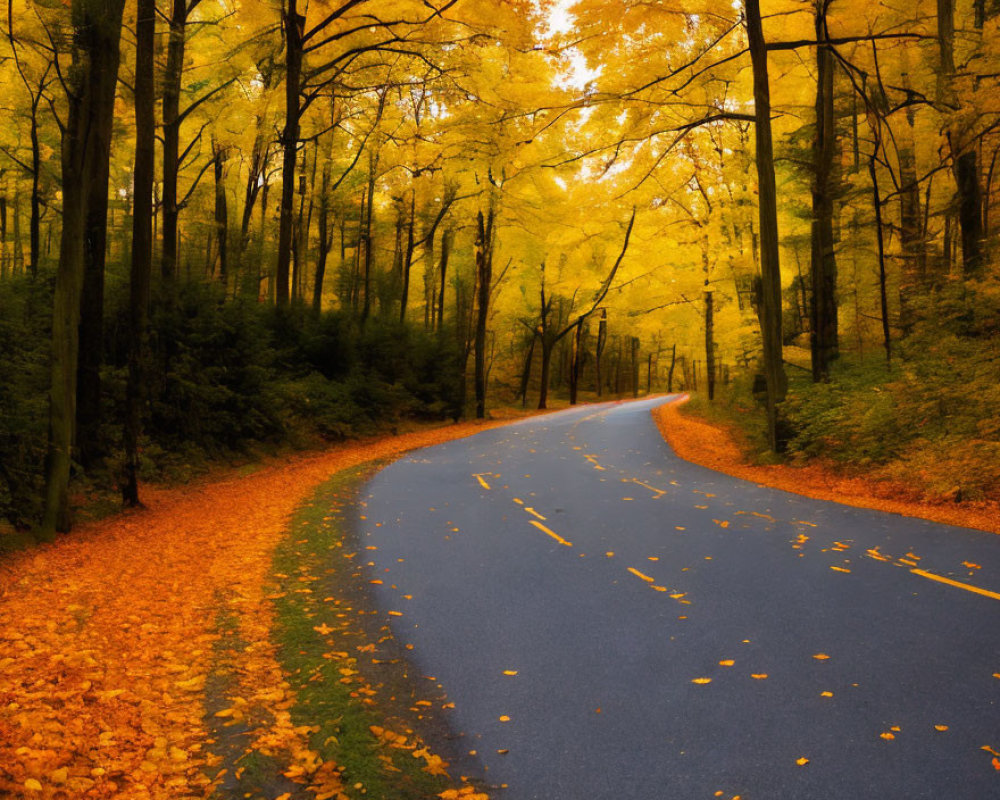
[1,0,999,532]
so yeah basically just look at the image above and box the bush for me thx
[0,277,50,529]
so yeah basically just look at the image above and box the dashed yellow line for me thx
[524,507,547,521]
[911,569,1000,601]
[529,520,572,547]
[631,478,667,497]
[627,567,655,583]
[473,473,491,490]
[584,454,606,471]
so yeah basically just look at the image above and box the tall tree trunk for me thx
[666,343,677,393]
[437,228,452,330]
[745,0,788,452]
[123,0,155,506]
[400,191,416,323]
[519,334,536,408]
[213,141,229,283]
[938,0,985,276]
[160,0,187,280]
[630,337,640,398]
[474,207,494,419]
[595,308,607,396]
[569,318,584,405]
[41,0,126,536]
[29,103,41,275]
[76,2,124,470]
[313,162,333,313]
[276,0,303,306]
[810,0,839,382]
[705,288,715,400]
[360,152,377,323]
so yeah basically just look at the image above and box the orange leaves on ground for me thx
[750,674,768,680]
[440,786,489,800]
[934,725,949,732]
[813,653,831,661]
[652,398,1000,536]
[718,660,735,667]
[691,678,712,685]
[0,420,501,799]
[795,757,809,766]
[880,732,896,741]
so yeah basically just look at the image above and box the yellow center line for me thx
[524,507,547,521]
[529,520,572,547]
[627,567,655,583]
[512,498,524,505]
[631,478,667,497]
[473,473,491,490]
[911,569,1000,601]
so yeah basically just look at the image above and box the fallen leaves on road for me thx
[0,419,507,798]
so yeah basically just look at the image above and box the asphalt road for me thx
[357,397,999,799]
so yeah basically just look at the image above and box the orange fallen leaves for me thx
[0,420,504,798]
[691,678,712,684]
[813,653,831,661]
[796,757,809,766]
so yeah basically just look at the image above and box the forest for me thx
[1,0,998,537]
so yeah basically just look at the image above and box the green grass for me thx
[268,462,463,800]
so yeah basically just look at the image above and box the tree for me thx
[40,0,127,535]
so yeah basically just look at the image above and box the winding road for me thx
[357,397,999,799]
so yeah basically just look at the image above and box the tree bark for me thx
[474,206,494,419]
[160,0,187,280]
[276,0,303,306]
[667,343,677,393]
[745,0,788,452]
[75,27,121,469]
[705,288,715,400]
[938,0,985,276]
[41,0,127,535]
[123,0,155,506]
[213,140,229,283]
[595,308,606,396]
[437,228,453,330]
[810,0,839,382]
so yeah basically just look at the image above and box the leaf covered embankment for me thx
[0,420,506,799]
[652,396,1000,536]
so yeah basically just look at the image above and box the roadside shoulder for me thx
[651,396,1000,536]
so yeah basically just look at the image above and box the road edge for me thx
[651,395,1000,536]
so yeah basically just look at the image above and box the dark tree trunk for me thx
[160,0,187,280]
[519,334,536,408]
[437,228,452,330]
[474,207,494,419]
[76,2,124,471]
[810,0,839,382]
[313,163,333,314]
[667,343,677,393]
[123,0,155,507]
[400,191,416,323]
[569,319,584,405]
[360,153,377,323]
[938,0,985,277]
[595,308,606,397]
[41,0,126,536]
[213,141,229,283]
[630,337,640,398]
[705,288,715,400]
[745,0,788,452]
[29,103,41,275]
[276,0,303,306]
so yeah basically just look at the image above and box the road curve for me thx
[357,397,999,799]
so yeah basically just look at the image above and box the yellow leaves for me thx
[750,674,768,680]
[795,757,809,766]
[712,519,730,528]
[691,678,712,684]
[879,732,895,740]
[820,691,834,698]
[812,653,830,661]
[934,725,949,732]
[499,715,511,722]
[503,670,518,676]
[718,660,735,667]
[829,566,851,573]
[314,622,335,635]
[962,561,982,570]
[440,787,489,800]
[174,675,206,691]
